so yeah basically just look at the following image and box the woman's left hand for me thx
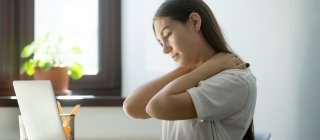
[195,52,248,78]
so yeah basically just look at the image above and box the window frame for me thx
[0,0,124,107]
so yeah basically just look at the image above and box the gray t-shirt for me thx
[162,69,257,140]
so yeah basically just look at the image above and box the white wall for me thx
[1,0,319,139]
[205,0,320,140]
[121,0,175,98]
[122,0,320,139]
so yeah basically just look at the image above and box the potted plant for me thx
[20,33,83,95]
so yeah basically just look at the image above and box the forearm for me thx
[145,64,224,120]
[123,67,191,119]
[145,53,246,120]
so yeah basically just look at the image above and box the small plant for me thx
[20,33,83,80]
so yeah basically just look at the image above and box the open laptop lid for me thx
[13,80,66,140]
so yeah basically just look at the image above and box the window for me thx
[0,0,123,106]
[35,0,99,75]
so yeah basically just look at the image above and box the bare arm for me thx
[146,53,247,120]
[123,66,192,119]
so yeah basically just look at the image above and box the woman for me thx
[123,0,256,140]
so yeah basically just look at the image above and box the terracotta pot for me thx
[34,67,69,95]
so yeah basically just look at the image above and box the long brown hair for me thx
[153,0,254,139]
[153,0,231,53]
[243,120,255,140]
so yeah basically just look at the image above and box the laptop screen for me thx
[13,80,66,140]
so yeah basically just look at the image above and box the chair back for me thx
[254,130,271,140]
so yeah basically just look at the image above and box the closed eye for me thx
[157,32,172,47]
[163,32,172,41]
[157,39,164,47]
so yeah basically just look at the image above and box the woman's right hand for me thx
[195,52,248,78]
[210,52,247,70]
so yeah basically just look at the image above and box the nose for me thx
[162,43,172,54]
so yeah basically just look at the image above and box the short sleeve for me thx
[187,70,250,121]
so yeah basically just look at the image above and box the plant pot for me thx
[34,67,69,95]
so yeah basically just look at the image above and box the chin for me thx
[177,61,189,67]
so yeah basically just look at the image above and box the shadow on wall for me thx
[297,0,320,139]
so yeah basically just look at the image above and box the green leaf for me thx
[21,43,36,58]
[38,61,52,71]
[71,47,82,55]
[21,60,35,76]
[69,63,83,80]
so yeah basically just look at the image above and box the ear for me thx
[188,12,201,32]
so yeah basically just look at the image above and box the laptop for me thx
[13,80,66,140]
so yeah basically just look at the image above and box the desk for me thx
[0,95,124,107]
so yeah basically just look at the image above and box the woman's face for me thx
[153,17,201,66]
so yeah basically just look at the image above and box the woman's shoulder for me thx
[215,68,255,80]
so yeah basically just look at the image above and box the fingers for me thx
[210,52,250,70]
[234,57,242,65]
[235,63,246,69]
[232,54,242,66]
[235,63,250,69]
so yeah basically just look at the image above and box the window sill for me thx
[0,95,125,107]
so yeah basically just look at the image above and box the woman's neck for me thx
[194,39,217,67]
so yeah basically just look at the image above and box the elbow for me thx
[145,102,156,118]
[146,97,168,120]
[123,99,150,119]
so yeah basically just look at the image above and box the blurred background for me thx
[0,0,319,139]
